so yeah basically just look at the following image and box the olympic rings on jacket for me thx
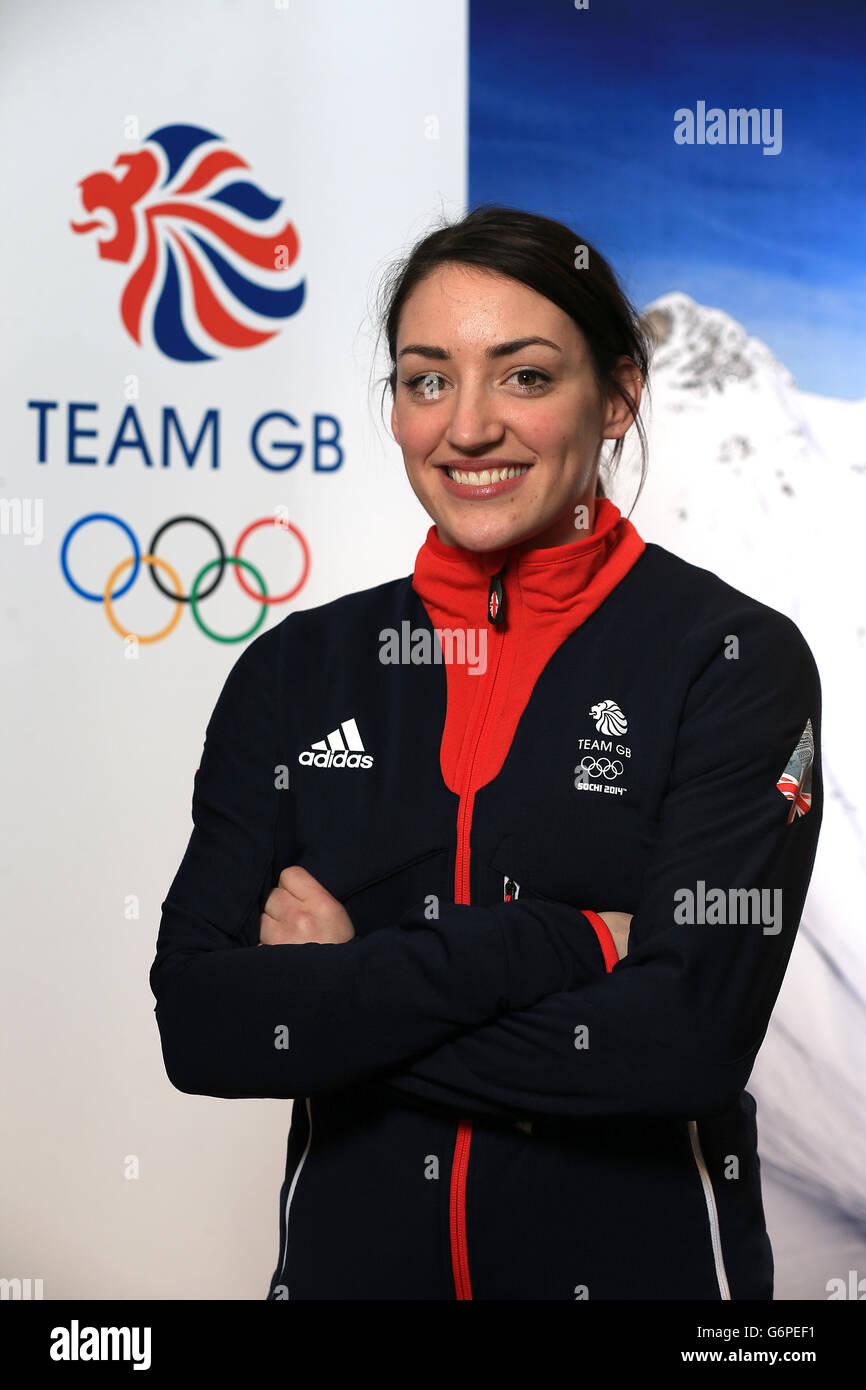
[60,512,310,644]
[577,756,623,780]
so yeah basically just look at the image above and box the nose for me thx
[444,379,506,453]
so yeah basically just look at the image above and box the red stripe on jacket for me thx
[411,497,645,1299]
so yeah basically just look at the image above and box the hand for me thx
[259,865,356,946]
[595,910,633,961]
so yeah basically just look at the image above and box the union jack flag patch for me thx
[776,718,814,822]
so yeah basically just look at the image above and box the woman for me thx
[150,205,822,1301]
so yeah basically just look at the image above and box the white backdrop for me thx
[1,0,465,1299]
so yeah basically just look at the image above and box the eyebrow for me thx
[397,336,563,362]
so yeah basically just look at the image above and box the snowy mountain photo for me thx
[619,291,866,1225]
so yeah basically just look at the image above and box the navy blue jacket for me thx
[150,533,822,1300]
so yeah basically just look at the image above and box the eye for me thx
[402,373,447,398]
[505,369,551,394]
[401,368,552,398]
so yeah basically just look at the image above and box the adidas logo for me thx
[298,717,374,769]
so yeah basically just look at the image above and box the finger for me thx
[259,914,279,944]
[262,884,293,918]
[278,864,320,901]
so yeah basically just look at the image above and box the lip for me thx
[437,462,533,501]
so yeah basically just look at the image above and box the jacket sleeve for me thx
[376,607,824,1121]
[149,618,609,1100]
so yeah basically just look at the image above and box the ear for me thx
[390,397,400,445]
[601,356,643,439]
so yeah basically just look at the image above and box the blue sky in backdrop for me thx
[469,0,865,398]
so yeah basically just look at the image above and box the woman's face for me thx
[391,262,641,551]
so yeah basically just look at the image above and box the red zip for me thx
[448,597,507,1300]
[414,511,644,1299]
[449,1120,473,1298]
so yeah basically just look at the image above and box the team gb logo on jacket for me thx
[589,699,628,736]
[70,122,305,361]
[575,699,632,796]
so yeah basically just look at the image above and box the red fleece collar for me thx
[410,497,646,797]
[412,498,643,625]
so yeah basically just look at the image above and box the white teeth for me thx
[447,465,529,485]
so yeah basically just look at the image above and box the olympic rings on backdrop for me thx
[577,757,623,780]
[104,552,185,645]
[60,512,311,644]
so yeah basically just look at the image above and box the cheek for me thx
[397,406,441,460]
[511,401,576,456]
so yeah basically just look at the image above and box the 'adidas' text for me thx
[299,717,374,770]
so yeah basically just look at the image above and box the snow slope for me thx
[614,292,866,1221]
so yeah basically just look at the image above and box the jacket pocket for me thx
[490,839,563,905]
[337,845,454,938]
[489,809,647,909]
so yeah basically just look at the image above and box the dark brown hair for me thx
[375,203,651,507]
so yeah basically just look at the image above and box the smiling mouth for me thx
[445,464,531,485]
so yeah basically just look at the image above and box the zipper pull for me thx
[503,875,520,902]
[487,566,506,625]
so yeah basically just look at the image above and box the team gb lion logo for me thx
[589,700,628,737]
[69,122,305,362]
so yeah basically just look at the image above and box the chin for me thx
[437,513,539,552]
